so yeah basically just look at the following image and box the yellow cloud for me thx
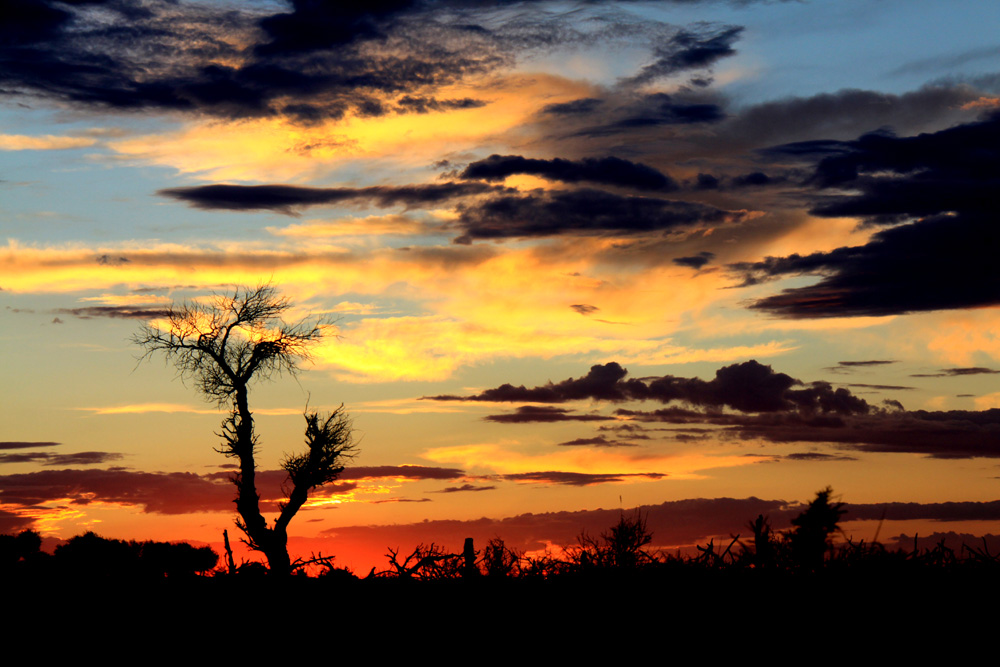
[0,134,97,151]
[3,239,795,381]
[422,440,757,480]
[79,293,172,306]
[107,74,590,182]
[974,393,1000,410]
[268,214,430,238]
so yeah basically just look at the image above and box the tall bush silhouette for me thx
[788,486,845,571]
[135,283,355,575]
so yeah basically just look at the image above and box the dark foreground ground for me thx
[4,566,994,652]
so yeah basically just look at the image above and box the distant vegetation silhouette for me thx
[1,531,217,579]
[3,488,1000,586]
[134,283,356,576]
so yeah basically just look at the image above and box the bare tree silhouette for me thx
[134,283,355,575]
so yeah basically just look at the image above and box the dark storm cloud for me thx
[621,406,1000,459]
[845,500,1000,522]
[499,471,664,486]
[685,172,783,191]
[734,86,982,151]
[556,436,636,447]
[0,0,507,121]
[434,360,1000,459]
[0,0,748,124]
[738,115,1000,317]
[0,451,123,466]
[0,442,60,450]
[484,406,613,423]
[571,92,726,137]
[453,188,746,243]
[621,25,742,87]
[784,452,857,462]
[541,97,603,116]
[432,360,871,416]
[673,251,715,269]
[54,306,171,320]
[739,212,1000,317]
[911,367,1000,378]
[395,95,487,114]
[845,384,914,391]
[427,361,637,403]
[339,465,465,480]
[730,171,779,188]
[435,483,495,493]
[158,182,500,213]
[830,360,898,369]
[460,155,679,192]
[96,255,129,266]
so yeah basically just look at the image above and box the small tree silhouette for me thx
[789,486,845,571]
[572,511,655,571]
[134,283,355,575]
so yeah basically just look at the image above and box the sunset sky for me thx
[3,0,1000,572]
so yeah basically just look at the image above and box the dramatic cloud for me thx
[570,304,599,316]
[0,442,61,450]
[911,367,1000,378]
[0,0,743,125]
[436,484,495,493]
[159,182,499,213]
[433,360,871,416]
[339,465,465,481]
[0,465,384,517]
[740,115,1000,317]
[570,93,726,137]
[53,306,171,320]
[498,471,665,486]
[556,436,636,448]
[453,189,745,243]
[621,25,742,87]
[784,452,857,462]
[434,360,1000,459]
[0,0,499,122]
[0,468,236,514]
[0,509,34,534]
[673,251,715,269]
[845,383,914,391]
[0,451,123,466]
[460,154,679,192]
[484,406,613,423]
[827,361,898,372]
[620,406,1000,459]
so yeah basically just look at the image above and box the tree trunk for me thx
[231,387,292,575]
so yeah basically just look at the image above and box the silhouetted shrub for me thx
[788,486,845,571]
[480,537,523,578]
